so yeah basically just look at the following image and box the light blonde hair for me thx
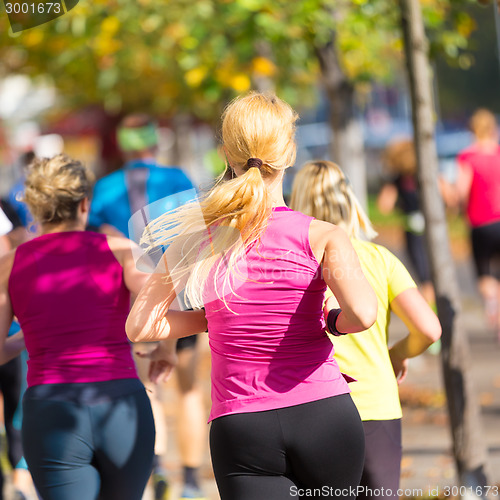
[289,160,377,241]
[470,108,497,140]
[24,154,94,224]
[144,92,298,309]
[382,139,416,176]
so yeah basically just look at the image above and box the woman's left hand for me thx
[389,347,409,384]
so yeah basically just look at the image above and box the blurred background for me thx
[0,0,499,196]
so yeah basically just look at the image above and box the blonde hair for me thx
[470,108,497,140]
[289,160,377,241]
[382,139,416,176]
[144,92,298,309]
[24,154,94,224]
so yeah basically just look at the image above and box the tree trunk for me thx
[315,36,368,210]
[399,0,490,492]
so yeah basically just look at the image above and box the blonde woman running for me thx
[126,93,378,500]
[0,155,158,500]
[290,160,441,499]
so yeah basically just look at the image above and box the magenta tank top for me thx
[458,144,500,227]
[205,207,351,422]
[9,231,138,387]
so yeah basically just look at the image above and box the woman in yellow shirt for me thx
[290,160,441,500]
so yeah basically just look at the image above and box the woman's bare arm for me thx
[107,236,151,295]
[389,287,442,383]
[126,255,207,343]
[454,161,473,207]
[0,251,25,364]
[311,220,377,333]
[376,183,398,215]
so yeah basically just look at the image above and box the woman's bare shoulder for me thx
[0,249,17,286]
[309,219,343,243]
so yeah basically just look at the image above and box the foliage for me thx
[0,0,482,119]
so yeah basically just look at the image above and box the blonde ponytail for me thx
[289,160,377,241]
[143,92,298,309]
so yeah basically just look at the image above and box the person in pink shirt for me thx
[127,92,378,499]
[0,154,176,500]
[454,109,500,339]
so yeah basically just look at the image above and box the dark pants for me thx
[0,356,24,500]
[357,419,402,500]
[405,231,430,283]
[210,394,365,500]
[22,382,155,500]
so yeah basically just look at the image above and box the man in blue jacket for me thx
[89,114,207,500]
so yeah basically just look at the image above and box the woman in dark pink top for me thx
[455,109,500,339]
[127,92,378,499]
[0,154,172,500]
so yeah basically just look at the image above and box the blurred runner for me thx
[290,160,441,499]
[0,155,159,500]
[89,114,207,500]
[0,207,12,254]
[7,151,36,230]
[0,199,31,500]
[453,109,500,342]
[377,139,434,305]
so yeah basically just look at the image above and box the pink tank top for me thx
[9,231,138,387]
[457,144,500,227]
[205,207,351,422]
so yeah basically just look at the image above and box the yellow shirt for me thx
[330,239,416,421]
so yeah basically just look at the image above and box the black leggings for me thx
[210,394,365,500]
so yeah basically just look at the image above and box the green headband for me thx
[117,124,158,152]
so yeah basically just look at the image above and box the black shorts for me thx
[471,220,500,277]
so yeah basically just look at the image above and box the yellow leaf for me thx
[23,29,44,47]
[185,67,207,88]
[457,17,476,38]
[94,36,122,57]
[252,56,276,77]
[229,74,251,92]
[101,16,120,36]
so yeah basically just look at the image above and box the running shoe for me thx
[152,471,169,500]
[179,484,208,500]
